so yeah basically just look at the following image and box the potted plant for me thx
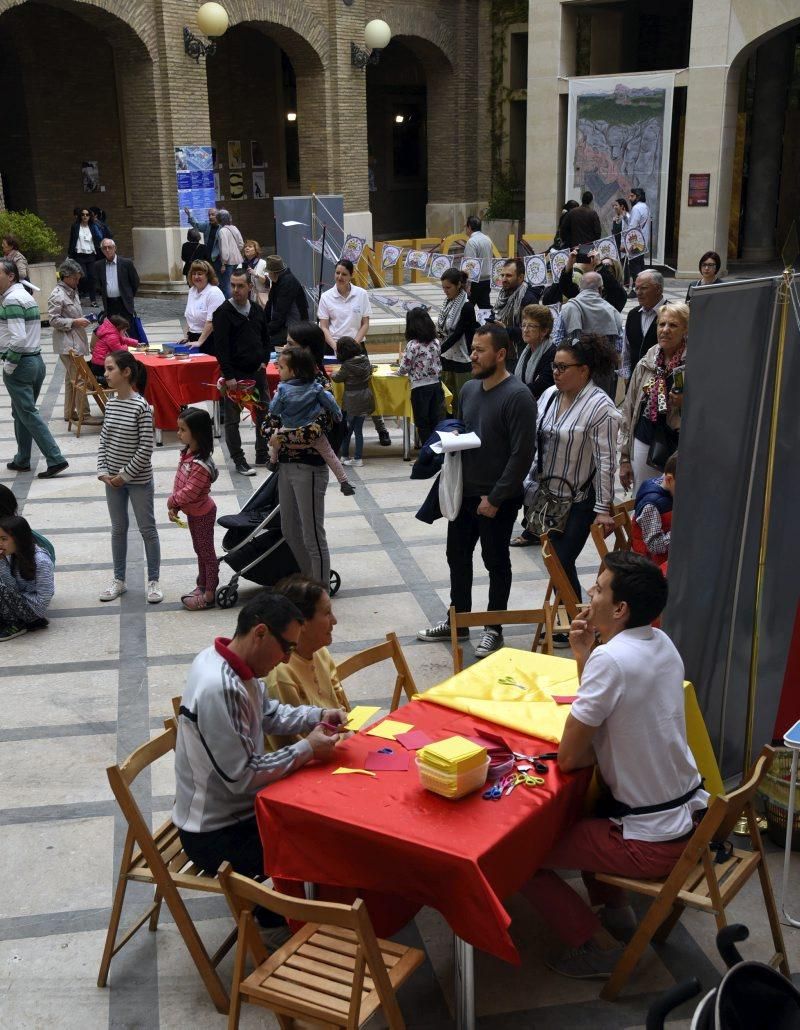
[0,209,61,312]
[482,168,522,251]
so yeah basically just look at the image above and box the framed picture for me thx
[251,171,266,199]
[228,171,245,200]
[250,140,265,169]
[227,140,243,170]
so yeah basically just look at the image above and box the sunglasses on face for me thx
[269,627,297,656]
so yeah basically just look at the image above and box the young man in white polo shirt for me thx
[523,551,707,979]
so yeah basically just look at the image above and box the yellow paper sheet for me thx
[344,705,381,732]
[365,719,415,740]
[332,768,376,777]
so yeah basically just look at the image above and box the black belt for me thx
[606,780,704,819]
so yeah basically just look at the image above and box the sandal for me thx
[510,534,538,547]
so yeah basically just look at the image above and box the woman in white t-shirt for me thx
[67,207,101,306]
[182,260,225,351]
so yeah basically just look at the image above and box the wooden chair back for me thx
[448,604,552,674]
[336,632,417,712]
[98,723,232,1013]
[590,512,631,561]
[219,863,423,1029]
[68,350,112,436]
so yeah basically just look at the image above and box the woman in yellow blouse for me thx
[266,575,348,748]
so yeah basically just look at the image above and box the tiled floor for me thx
[0,304,797,1029]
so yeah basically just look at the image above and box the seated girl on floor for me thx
[0,515,55,641]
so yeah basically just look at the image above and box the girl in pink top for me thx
[90,315,139,378]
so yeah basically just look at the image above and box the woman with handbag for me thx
[619,301,688,495]
[525,332,620,611]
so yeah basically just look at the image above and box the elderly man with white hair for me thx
[551,271,623,398]
[623,269,665,381]
[94,239,141,338]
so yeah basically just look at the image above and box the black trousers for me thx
[224,366,269,464]
[548,491,597,600]
[470,279,491,310]
[75,254,97,301]
[179,817,283,927]
[446,494,521,631]
[410,382,444,448]
[628,255,646,283]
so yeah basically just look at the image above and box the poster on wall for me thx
[176,146,215,226]
[82,160,100,193]
[688,173,711,207]
[228,171,245,200]
[227,140,243,169]
[250,140,265,169]
[252,171,267,199]
[566,73,674,264]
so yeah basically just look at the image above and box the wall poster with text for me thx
[176,146,215,226]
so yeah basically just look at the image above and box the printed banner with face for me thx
[341,235,366,264]
[461,257,481,283]
[592,236,620,263]
[549,248,571,282]
[404,249,431,272]
[491,259,507,289]
[429,254,452,280]
[524,255,547,287]
[623,227,648,258]
[381,244,402,269]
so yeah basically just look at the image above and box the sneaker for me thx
[147,580,164,604]
[417,619,469,643]
[600,905,637,943]
[181,591,214,611]
[0,623,27,642]
[340,482,356,496]
[235,461,255,477]
[99,579,127,602]
[37,461,69,479]
[545,940,623,980]
[474,629,504,658]
[341,457,352,465]
[378,429,391,446]
[351,458,364,467]
[6,460,31,471]
[552,632,570,648]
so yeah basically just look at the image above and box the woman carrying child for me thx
[331,336,375,467]
[168,407,220,611]
[0,515,55,641]
[90,314,139,380]
[266,345,355,496]
[395,307,445,447]
[97,351,162,604]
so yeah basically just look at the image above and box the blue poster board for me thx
[175,146,216,226]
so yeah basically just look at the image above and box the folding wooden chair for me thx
[597,745,789,1001]
[98,722,235,1013]
[68,351,113,437]
[336,632,417,712]
[532,534,583,651]
[448,603,553,674]
[218,862,425,1030]
[590,511,632,562]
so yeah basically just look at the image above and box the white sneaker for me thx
[341,457,352,466]
[147,580,164,604]
[99,579,126,602]
[351,458,364,467]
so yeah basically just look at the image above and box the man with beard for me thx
[493,258,542,372]
[417,323,536,658]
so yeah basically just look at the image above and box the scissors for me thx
[504,771,545,795]
[482,783,504,800]
[512,751,558,775]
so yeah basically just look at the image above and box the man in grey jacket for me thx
[173,592,345,927]
[418,323,537,658]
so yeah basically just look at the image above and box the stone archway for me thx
[0,0,156,58]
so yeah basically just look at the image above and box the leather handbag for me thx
[646,418,678,472]
[524,476,577,537]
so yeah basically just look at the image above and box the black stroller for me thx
[646,923,800,1029]
[214,472,341,609]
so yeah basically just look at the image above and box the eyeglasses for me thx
[700,262,717,269]
[551,361,585,373]
[269,627,297,657]
[521,322,544,331]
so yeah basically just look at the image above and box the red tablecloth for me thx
[255,698,590,964]
[133,353,220,430]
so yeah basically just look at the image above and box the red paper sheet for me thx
[364,749,410,772]
[256,698,590,964]
[395,729,433,751]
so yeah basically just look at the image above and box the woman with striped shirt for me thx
[529,332,620,611]
[96,351,162,604]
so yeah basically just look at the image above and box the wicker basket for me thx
[757,748,800,850]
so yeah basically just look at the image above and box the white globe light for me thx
[197,2,229,38]
[364,19,391,50]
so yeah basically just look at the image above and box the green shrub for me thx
[0,209,61,263]
[484,168,519,221]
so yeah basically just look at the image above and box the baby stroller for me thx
[215,472,341,609]
[646,923,800,1029]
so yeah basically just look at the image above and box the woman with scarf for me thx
[619,301,688,494]
[436,268,476,415]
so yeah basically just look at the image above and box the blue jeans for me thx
[105,480,161,581]
[3,353,65,468]
[219,264,236,298]
[341,415,365,459]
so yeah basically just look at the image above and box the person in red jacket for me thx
[168,407,219,610]
[631,451,676,573]
[89,315,138,379]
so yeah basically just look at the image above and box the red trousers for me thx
[188,507,218,593]
[522,818,690,947]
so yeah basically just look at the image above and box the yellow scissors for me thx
[504,771,545,795]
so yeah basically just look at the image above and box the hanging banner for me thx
[592,235,620,263]
[176,146,215,227]
[524,255,547,288]
[461,257,481,282]
[341,235,366,264]
[404,249,431,272]
[566,73,674,264]
[491,259,507,289]
[381,244,402,269]
[549,248,570,282]
[429,254,452,279]
[623,227,648,260]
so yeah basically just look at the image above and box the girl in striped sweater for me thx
[0,515,55,641]
[97,350,162,604]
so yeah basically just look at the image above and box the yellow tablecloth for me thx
[329,365,452,420]
[419,648,724,796]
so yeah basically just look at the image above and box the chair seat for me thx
[240,923,424,1027]
[597,846,761,911]
[127,818,222,893]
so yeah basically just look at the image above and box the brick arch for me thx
[223,0,329,68]
[0,0,156,59]
[378,9,455,69]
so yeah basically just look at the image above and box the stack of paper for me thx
[418,736,487,774]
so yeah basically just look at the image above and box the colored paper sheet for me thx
[332,768,376,777]
[364,750,410,772]
[395,729,433,751]
[365,719,414,740]
[552,695,578,705]
[345,705,381,731]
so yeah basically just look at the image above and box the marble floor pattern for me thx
[0,314,798,1030]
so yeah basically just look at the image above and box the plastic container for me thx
[416,754,490,800]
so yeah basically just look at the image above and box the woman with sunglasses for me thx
[68,207,102,305]
[528,333,620,631]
